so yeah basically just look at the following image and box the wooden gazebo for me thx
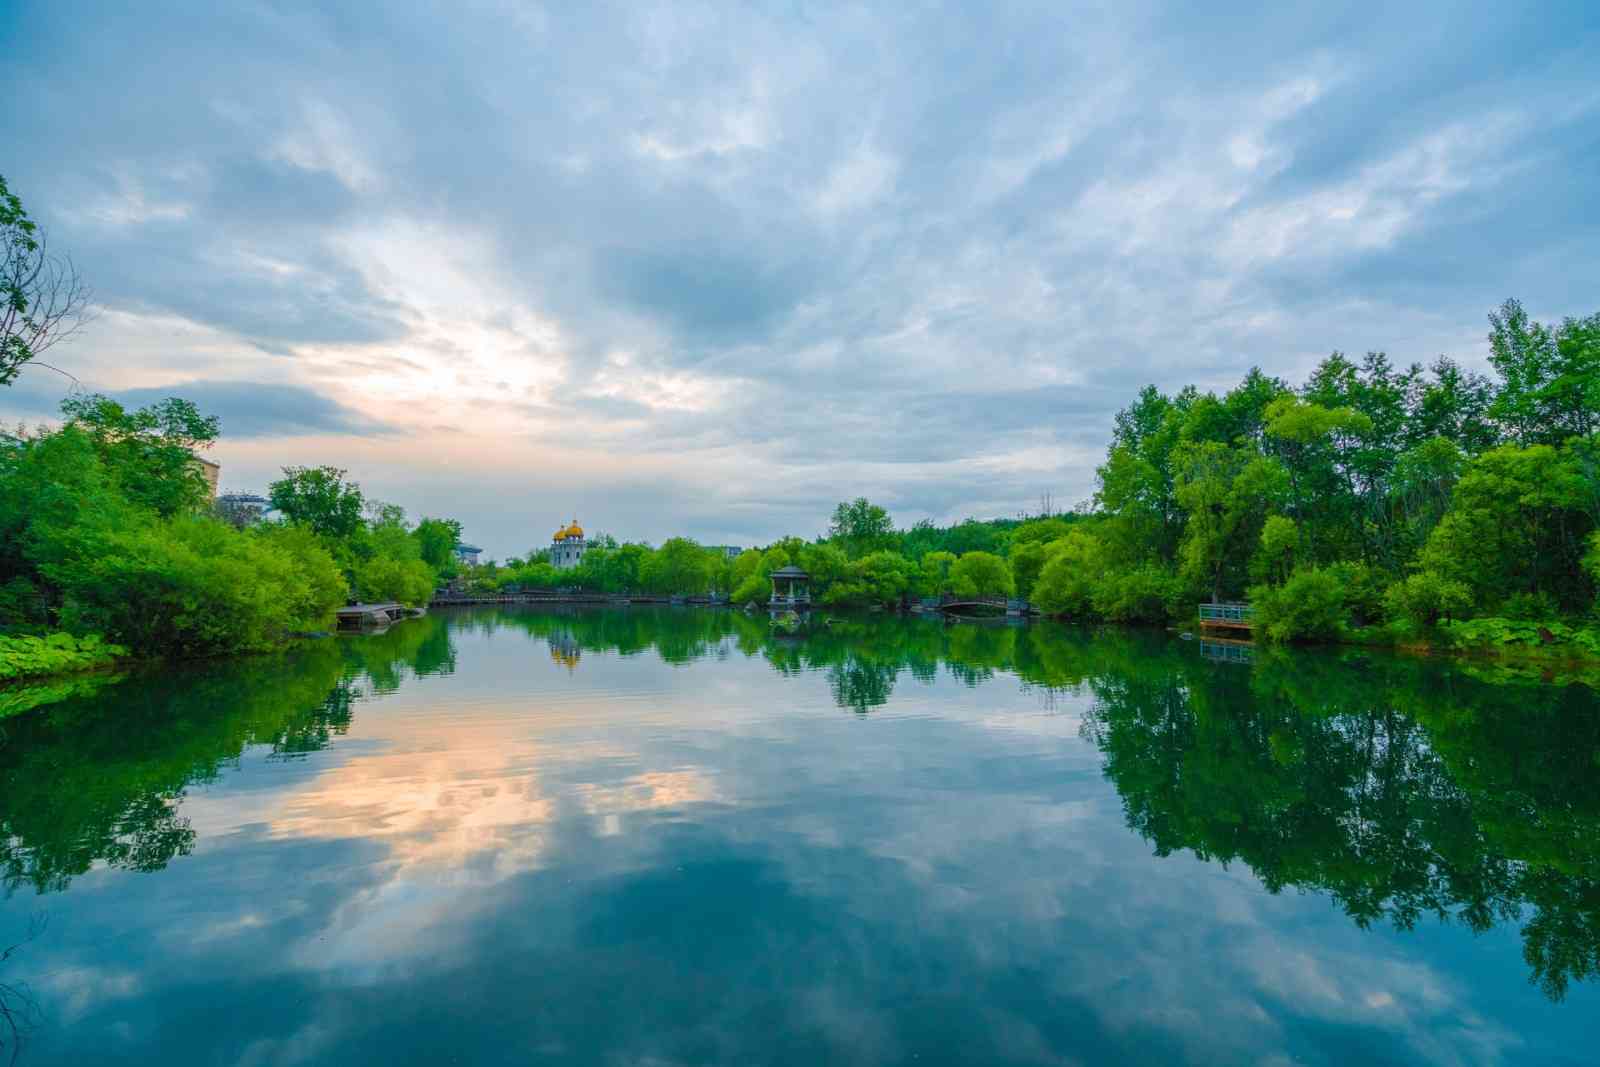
[768,565,811,610]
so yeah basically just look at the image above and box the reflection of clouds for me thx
[267,727,556,882]
[578,769,722,819]
[31,965,141,1025]
[7,617,1592,1064]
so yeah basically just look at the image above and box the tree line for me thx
[568,297,1592,653]
[0,394,468,658]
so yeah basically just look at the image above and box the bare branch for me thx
[2,178,93,386]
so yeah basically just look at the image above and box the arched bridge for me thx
[922,595,1032,617]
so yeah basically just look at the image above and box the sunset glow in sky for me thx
[3,2,1596,557]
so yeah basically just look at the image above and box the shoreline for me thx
[6,604,1596,696]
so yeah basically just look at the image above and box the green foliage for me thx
[0,631,126,683]
[352,554,436,606]
[819,550,917,609]
[641,537,714,595]
[1489,298,1600,444]
[1418,441,1595,613]
[900,517,1011,559]
[268,465,366,539]
[1254,515,1298,584]
[47,514,347,654]
[1010,516,1075,546]
[413,517,463,573]
[948,551,1013,599]
[1384,571,1472,628]
[1248,568,1347,642]
[1441,618,1600,660]
[1076,300,1599,644]
[1325,560,1388,627]
[916,551,957,597]
[827,498,896,558]
[1091,564,1184,623]
[0,392,483,666]
[59,393,219,517]
[1031,531,1107,617]
[1008,539,1050,599]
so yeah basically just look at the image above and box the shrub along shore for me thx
[3,298,1597,686]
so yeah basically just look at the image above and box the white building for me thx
[550,519,587,570]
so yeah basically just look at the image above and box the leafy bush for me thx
[1092,564,1184,623]
[352,554,436,606]
[42,515,347,655]
[1384,571,1472,628]
[0,632,127,682]
[949,551,1013,599]
[1248,568,1346,642]
[1443,618,1600,658]
[1325,560,1389,626]
[1031,531,1107,617]
[1500,591,1562,621]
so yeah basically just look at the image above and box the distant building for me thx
[195,456,221,498]
[708,545,743,561]
[454,543,483,567]
[216,492,270,526]
[550,518,587,570]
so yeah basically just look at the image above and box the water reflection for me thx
[0,621,454,894]
[0,607,1597,1063]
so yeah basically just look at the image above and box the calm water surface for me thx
[1,607,1597,1065]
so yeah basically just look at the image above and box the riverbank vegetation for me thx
[512,298,1590,660]
[0,395,465,662]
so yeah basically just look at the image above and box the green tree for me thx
[1254,516,1298,585]
[1263,396,1373,559]
[268,466,366,539]
[1174,442,1287,602]
[412,517,463,573]
[1031,531,1108,617]
[1419,442,1595,613]
[60,393,219,518]
[948,551,1013,599]
[1488,300,1599,445]
[642,537,713,595]
[827,498,896,557]
[1008,540,1051,600]
[916,550,957,598]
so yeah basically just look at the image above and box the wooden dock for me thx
[1198,602,1254,632]
[336,603,405,628]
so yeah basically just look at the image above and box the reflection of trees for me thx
[1084,645,1600,1000]
[827,659,899,713]
[0,615,459,895]
[7,601,1597,1002]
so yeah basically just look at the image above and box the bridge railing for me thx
[1198,602,1254,624]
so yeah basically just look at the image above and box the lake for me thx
[1,606,1597,1065]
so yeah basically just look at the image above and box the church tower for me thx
[550,518,587,570]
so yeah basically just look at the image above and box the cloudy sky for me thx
[2,2,1596,557]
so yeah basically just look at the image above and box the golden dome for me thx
[552,519,584,542]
